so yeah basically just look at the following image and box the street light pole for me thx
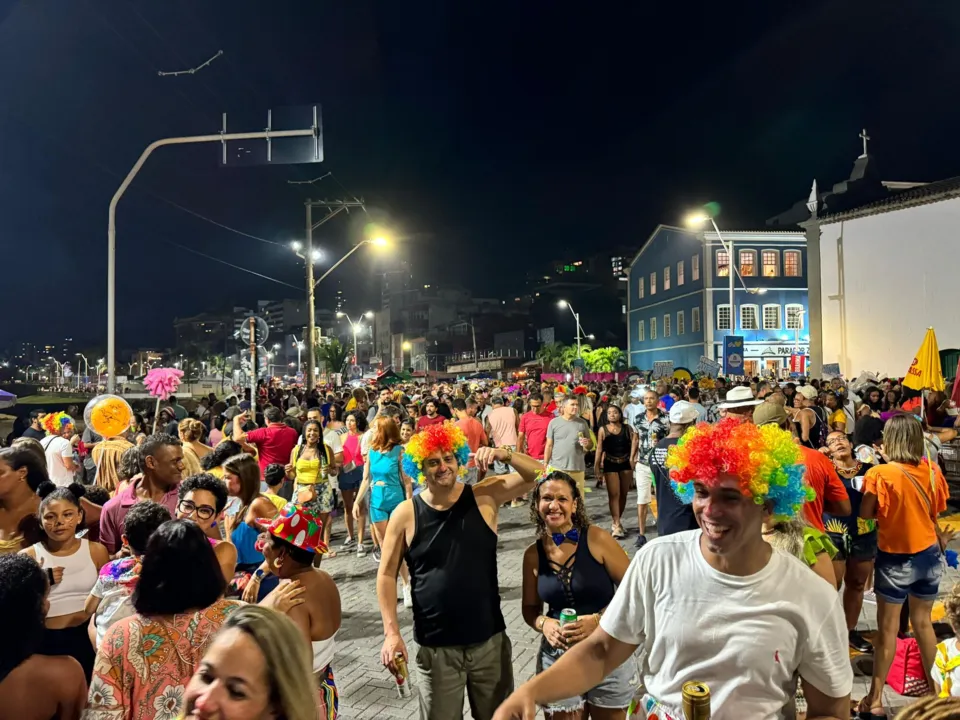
[305,202,316,391]
[709,218,736,336]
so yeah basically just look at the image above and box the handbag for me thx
[886,635,930,696]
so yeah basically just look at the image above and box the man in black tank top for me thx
[376,422,543,720]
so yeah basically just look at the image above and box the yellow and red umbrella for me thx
[902,327,945,393]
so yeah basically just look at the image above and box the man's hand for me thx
[474,446,506,472]
[380,632,408,674]
[491,688,537,720]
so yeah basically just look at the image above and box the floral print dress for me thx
[83,598,241,720]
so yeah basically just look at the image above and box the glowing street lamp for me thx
[338,311,375,365]
[556,300,591,358]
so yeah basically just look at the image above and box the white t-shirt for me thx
[42,435,75,487]
[323,429,343,456]
[623,402,642,428]
[932,639,960,696]
[600,530,852,719]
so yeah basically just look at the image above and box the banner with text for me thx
[653,360,674,379]
[697,356,721,378]
[723,336,744,377]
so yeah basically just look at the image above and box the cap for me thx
[256,503,328,555]
[718,386,762,409]
[669,401,700,424]
[239,400,252,411]
[753,402,789,427]
[796,385,818,400]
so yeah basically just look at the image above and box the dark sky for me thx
[2,1,959,352]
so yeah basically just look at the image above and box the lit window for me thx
[716,250,729,277]
[663,314,671,337]
[677,260,685,286]
[762,250,779,277]
[692,254,700,281]
[664,266,671,291]
[650,317,657,339]
[786,304,805,329]
[677,310,685,335]
[784,250,801,277]
[638,276,644,299]
[739,250,756,277]
[638,320,645,341]
[762,304,781,330]
[650,272,657,295]
[740,304,759,330]
[716,304,731,330]
[692,307,701,332]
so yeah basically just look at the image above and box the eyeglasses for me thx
[177,500,216,521]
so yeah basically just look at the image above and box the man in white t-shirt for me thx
[493,417,852,720]
[40,412,78,487]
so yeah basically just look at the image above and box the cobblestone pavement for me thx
[321,482,954,719]
[323,484,629,720]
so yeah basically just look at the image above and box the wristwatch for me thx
[502,446,514,463]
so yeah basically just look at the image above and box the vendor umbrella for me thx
[902,327,945,393]
[0,389,15,410]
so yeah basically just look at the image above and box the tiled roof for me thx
[820,175,960,223]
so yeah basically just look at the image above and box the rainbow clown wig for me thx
[402,421,470,485]
[40,412,74,436]
[665,417,813,518]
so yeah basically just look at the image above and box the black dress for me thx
[600,424,632,472]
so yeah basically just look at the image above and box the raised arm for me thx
[474,446,543,507]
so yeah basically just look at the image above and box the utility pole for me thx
[298,199,367,391]
[471,318,479,373]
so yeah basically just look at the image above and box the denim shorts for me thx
[537,642,637,712]
[874,543,943,604]
[827,530,878,562]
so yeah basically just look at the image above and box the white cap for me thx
[669,400,700,424]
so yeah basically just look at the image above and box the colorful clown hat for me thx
[256,503,328,554]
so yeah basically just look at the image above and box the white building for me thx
[816,179,960,377]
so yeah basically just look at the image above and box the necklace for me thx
[833,460,862,476]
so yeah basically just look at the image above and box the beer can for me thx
[681,680,710,719]
[559,608,577,626]
[394,653,413,699]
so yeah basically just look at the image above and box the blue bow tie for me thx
[552,528,580,546]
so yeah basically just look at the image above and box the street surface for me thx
[323,483,929,718]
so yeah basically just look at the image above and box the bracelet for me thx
[535,615,547,633]
[502,446,513,463]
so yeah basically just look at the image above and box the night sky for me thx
[2,1,958,351]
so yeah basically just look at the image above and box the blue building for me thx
[627,225,809,376]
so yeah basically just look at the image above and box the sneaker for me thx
[373,547,382,563]
[510,498,525,508]
[341,536,356,550]
[849,629,873,654]
[862,589,876,604]
[634,534,648,549]
[403,584,413,609]
[357,543,367,558]
[612,524,626,539]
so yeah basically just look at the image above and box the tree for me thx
[315,339,351,375]
[583,346,626,373]
[536,342,567,372]
[560,344,592,372]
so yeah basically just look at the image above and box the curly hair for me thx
[943,582,960,634]
[897,696,960,720]
[528,470,590,539]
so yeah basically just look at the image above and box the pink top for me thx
[99,479,180,555]
[342,432,364,467]
[487,406,518,447]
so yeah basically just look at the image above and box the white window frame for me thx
[784,250,801,277]
[677,260,685,286]
[663,266,671,291]
[786,303,805,330]
[637,319,645,341]
[650,272,657,295]
[716,304,731,330]
[762,303,782,330]
[692,253,700,281]
[740,304,760,330]
[638,275,644,299]
[692,306,701,332]
[739,249,757,277]
[663,313,671,337]
[677,310,685,335]
[650,316,657,339]
[716,250,730,277]
[761,249,780,278]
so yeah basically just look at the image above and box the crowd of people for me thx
[0,371,958,719]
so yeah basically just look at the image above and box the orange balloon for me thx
[87,396,133,438]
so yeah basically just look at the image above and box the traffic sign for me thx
[220,105,323,167]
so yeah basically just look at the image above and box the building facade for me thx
[627,225,808,376]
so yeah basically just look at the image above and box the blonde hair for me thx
[216,605,317,720]
[943,583,960,634]
[883,413,924,465]
[765,516,806,560]
[178,418,205,443]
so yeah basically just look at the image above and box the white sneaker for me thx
[863,589,876,604]
[357,543,367,558]
[403,584,413,609]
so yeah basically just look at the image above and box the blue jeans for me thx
[874,543,943,604]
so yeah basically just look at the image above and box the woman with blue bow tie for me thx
[520,468,636,720]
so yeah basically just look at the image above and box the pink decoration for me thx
[144,367,184,401]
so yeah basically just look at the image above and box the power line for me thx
[158,238,302,290]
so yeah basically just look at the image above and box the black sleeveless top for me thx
[405,484,506,646]
[536,528,616,620]
[796,407,826,449]
[600,424,632,459]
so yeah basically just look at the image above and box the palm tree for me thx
[536,342,567,372]
[560,344,591,372]
[315,339,351,376]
